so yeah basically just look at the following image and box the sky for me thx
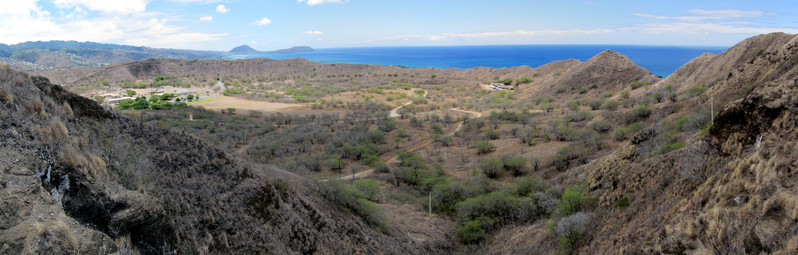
[1,0,797,51]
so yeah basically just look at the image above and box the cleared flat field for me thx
[191,96,308,113]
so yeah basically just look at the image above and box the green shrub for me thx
[612,122,646,141]
[223,87,246,95]
[353,179,382,202]
[374,162,391,173]
[480,157,504,178]
[674,108,711,132]
[516,177,549,196]
[615,196,630,207]
[588,120,612,133]
[687,86,707,95]
[653,92,663,103]
[623,105,650,124]
[319,180,391,232]
[565,100,580,112]
[555,212,591,252]
[455,191,528,225]
[484,129,500,140]
[564,111,593,123]
[629,80,648,90]
[655,142,686,156]
[682,86,707,100]
[582,98,603,110]
[458,218,488,244]
[553,143,588,171]
[398,150,428,170]
[602,100,619,111]
[556,188,586,216]
[516,76,533,84]
[476,140,495,154]
[502,155,528,176]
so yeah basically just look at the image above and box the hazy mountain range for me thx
[0,40,312,72]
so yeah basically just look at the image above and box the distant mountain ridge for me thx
[0,40,312,71]
[229,45,314,55]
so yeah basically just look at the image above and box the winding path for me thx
[389,90,427,118]
[342,105,481,181]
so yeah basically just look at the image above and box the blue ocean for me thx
[227,45,728,77]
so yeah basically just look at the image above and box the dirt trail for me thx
[389,90,427,118]
[342,106,481,181]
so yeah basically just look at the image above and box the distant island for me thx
[0,40,313,71]
[229,45,314,55]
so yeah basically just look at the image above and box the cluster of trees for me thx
[117,96,188,110]
[480,154,529,177]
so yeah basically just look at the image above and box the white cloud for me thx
[633,9,771,22]
[166,0,223,3]
[53,0,149,14]
[297,0,342,6]
[304,30,323,35]
[631,9,796,35]
[124,17,227,48]
[199,16,213,22]
[635,22,798,34]
[253,17,271,26]
[215,4,229,13]
[0,0,227,50]
[0,0,70,43]
[125,32,227,49]
[383,29,614,42]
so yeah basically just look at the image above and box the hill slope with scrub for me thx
[0,65,452,254]
[3,33,798,254]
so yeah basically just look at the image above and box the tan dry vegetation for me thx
[61,145,108,181]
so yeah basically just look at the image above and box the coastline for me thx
[226,44,728,77]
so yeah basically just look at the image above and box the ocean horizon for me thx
[226,45,728,77]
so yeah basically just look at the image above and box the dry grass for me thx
[115,235,141,255]
[763,190,798,219]
[26,96,44,116]
[0,84,14,104]
[33,221,47,237]
[50,119,68,141]
[54,218,78,249]
[33,217,78,251]
[61,145,108,181]
[15,76,25,86]
[63,102,74,117]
